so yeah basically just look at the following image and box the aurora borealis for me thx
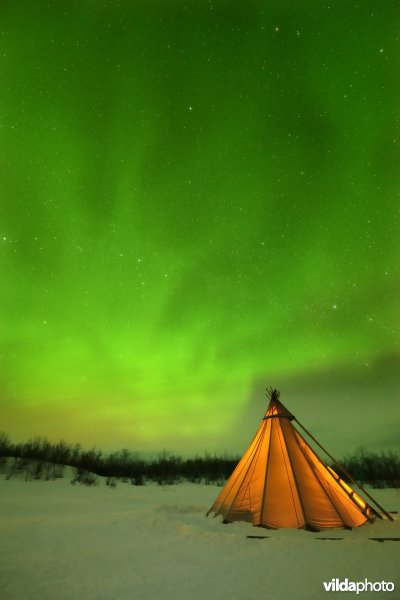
[1,1,399,456]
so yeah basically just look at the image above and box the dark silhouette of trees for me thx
[0,432,398,487]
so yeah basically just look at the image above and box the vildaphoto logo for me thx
[323,579,395,594]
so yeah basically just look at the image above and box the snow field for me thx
[0,474,399,600]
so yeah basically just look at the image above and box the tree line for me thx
[0,432,398,487]
[0,432,237,485]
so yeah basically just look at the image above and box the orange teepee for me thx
[207,389,377,530]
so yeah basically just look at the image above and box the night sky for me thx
[1,1,399,456]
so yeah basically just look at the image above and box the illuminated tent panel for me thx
[207,391,376,530]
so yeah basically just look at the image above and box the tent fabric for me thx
[207,396,375,530]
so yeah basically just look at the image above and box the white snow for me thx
[0,471,399,599]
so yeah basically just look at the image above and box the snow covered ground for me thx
[0,471,399,600]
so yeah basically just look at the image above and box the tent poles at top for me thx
[293,418,394,522]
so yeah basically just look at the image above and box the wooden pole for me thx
[294,418,394,522]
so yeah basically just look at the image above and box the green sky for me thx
[1,1,399,456]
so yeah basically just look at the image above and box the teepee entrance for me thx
[207,388,392,530]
